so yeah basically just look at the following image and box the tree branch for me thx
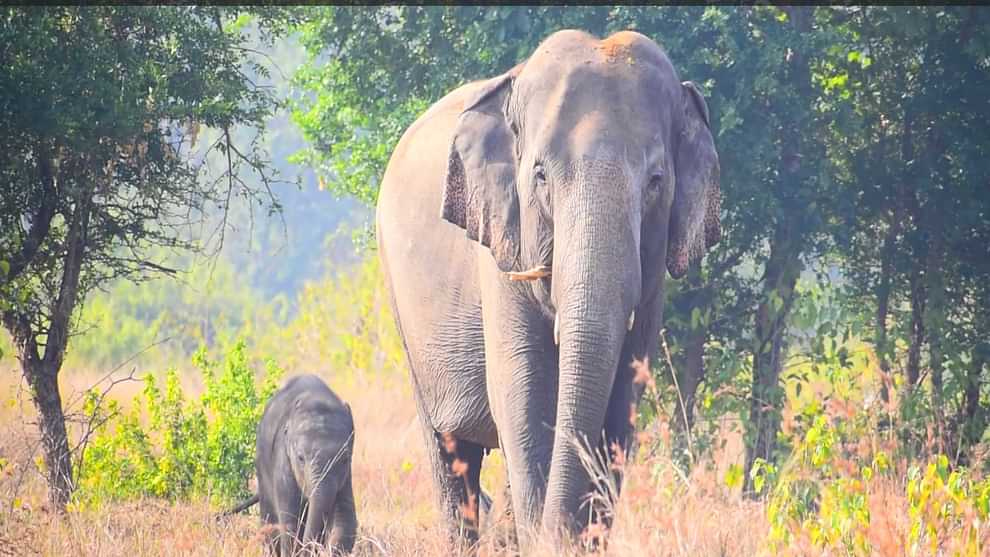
[1,309,42,369]
[42,191,92,372]
[3,150,58,285]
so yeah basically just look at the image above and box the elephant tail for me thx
[216,493,259,521]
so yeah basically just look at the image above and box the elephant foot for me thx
[476,480,518,555]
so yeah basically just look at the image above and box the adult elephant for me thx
[377,29,720,551]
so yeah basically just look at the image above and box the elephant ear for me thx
[667,80,722,279]
[440,67,521,273]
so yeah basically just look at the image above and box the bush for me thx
[74,340,284,508]
[760,350,990,556]
[270,254,406,379]
[65,252,290,371]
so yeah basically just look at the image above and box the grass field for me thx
[2,337,986,557]
[0,362,780,557]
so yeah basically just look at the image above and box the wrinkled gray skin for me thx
[256,374,358,556]
[377,29,720,552]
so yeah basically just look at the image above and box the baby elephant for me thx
[257,373,358,556]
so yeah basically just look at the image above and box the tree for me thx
[289,4,830,477]
[290,6,622,206]
[0,6,292,510]
[822,7,990,459]
[289,5,990,490]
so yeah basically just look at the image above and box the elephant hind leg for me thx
[417,418,486,550]
[271,476,304,557]
[409,381,485,551]
[443,435,485,542]
[258,497,280,556]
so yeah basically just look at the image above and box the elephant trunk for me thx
[543,174,641,540]
[302,481,337,549]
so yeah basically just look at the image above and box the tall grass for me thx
[0,254,987,556]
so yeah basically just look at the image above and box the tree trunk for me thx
[670,307,707,471]
[743,6,811,495]
[906,266,925,390]
[900,102,925,392]
[2,311,76,511]
[0,187,91,511]
[26,360,74,509]
[960,344,987,455]
[677,323,706,432]
[672,265,709,436]
[744,219,802,495]
[924,130,947,452]
[875,206,898,402]
[926,262,945,453]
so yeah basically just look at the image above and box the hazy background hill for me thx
[0,30,372,370]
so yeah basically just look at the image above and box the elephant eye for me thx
[648,173,664,191]
[534,164,547,186]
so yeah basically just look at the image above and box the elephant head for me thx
[440,30,721,538]
[286,397,355,546]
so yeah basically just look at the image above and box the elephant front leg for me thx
[274,510,300,557]
[271,469,304,557]
[328,472,358,554]
[485,339,558,551]
[480,277,559,550]
[591,350,641,529]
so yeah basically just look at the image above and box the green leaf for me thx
[770,291,784,313]
[725,463,743,490]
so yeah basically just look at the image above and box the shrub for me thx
[74,340,284,508]
[271,254,406,379]
[761,350,990,556]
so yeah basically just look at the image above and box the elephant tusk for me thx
[554,314,560,346]
[628,310,636,331]
[505,265,552,282]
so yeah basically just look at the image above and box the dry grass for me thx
[0,358,770,557]
[603,454,768,557]
[13,360,983,556]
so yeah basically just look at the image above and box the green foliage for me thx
[66,249,290,370]
[761,352,990,555]
[0,6,287,306]
[906,456,990,555]
[270,253,406,379]
[74,340,284,507]
[0,7,294,505]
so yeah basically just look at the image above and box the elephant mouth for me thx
[506,263,555,319]
[505,264,552,282]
